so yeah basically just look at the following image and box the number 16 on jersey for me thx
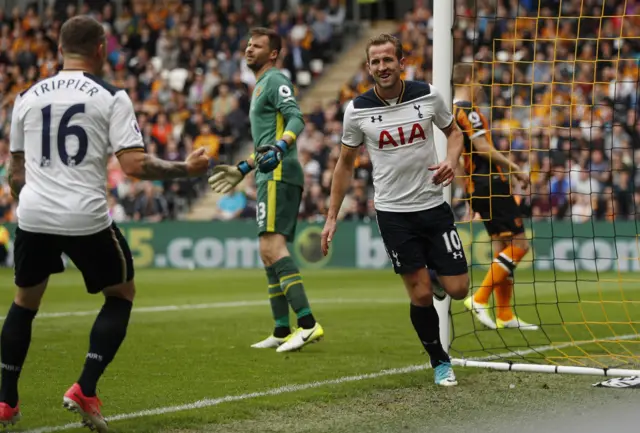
[40,103,88,167]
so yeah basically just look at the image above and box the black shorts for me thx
[375,202,468,276]
[13,222,134,293]
[471,180,525,237]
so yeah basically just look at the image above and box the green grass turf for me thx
[0,267,638,433]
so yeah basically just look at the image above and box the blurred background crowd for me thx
[0,0,639,226]
[318,0,640,224]
[0,0,349,223]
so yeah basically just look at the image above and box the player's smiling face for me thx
[367,42,404,89]
[245,35,276,71]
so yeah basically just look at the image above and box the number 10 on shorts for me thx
[442,230,464,259]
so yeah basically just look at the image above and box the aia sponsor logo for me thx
[378,123,426,149]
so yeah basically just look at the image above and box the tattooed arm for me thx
[110,89,209,180]
[117,148,209,180]
[8,152,25,200]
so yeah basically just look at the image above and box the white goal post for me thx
[430,0,640,378]
[432,0,454,356]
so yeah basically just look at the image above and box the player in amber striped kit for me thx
[452,63,538,330]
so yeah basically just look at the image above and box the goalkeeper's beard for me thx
[247,59,266,72]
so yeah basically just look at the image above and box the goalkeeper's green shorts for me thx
[256,180,303,243]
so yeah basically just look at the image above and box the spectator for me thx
[134,182,169,222]
[550,163,571,219]
[284,38,311,85]
[213,187,247,221]
[320,0,640,224]
[193,123,221,161]
[0,1,344,222]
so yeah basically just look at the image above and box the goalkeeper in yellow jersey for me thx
[208,27,323,352]
[452,63,538,330]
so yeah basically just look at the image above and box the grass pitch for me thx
[0,267,638,433]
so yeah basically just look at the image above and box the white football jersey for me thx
[9,70,144,235]
[341,81,454,212]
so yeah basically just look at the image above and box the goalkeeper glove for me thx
[255,140,288,173]
[207,160,252,194]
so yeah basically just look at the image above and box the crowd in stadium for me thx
[1,0,639,225]
[0,0,347,223]
[300,0,640,224]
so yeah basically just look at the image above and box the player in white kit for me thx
[1,16,209,431]
[321,34,469,386]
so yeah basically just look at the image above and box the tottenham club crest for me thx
[414,104,423,119]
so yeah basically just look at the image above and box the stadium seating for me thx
[3,1,639,224]
[291,0,640,224]
[0,0,348,223]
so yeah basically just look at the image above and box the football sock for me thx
[0,303,37,407]
[266,265,291,337]
[495,275,515,321]
[77,296,132,397]
[410,303,450,367]
[474,245,527,305]
[273,256,316,329]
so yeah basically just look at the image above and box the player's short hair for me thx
[60,15,105,57]
[452,63,474,85]
[249,27,282,56]
[366,33,403,62]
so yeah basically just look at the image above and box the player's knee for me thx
[14,280,48,310]
[259,234,288,266]
[259,242,275,265]
[411,289,433,307]
[403,273,434,306]
[103,280,136,302]
[446,276,470,301]
[15,290,44,311]
[514,238,530,252]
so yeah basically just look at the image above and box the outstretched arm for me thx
[118,151,187,179]
[118,148,209,180]
[472,135,529,187]
[109,91,209,180]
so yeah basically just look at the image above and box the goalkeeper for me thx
[208,27,323,353]
[452,63,538,331]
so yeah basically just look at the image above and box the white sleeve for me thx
[109,91,145,155]
[341,101,364,148]
[430,85,455,130]
[9,95,24,153]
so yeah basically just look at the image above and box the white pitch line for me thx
[22,332,640,433]
[0,298,408,321]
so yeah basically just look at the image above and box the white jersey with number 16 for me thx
[9,70,144,236]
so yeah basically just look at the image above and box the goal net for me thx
[436,0,640,376]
